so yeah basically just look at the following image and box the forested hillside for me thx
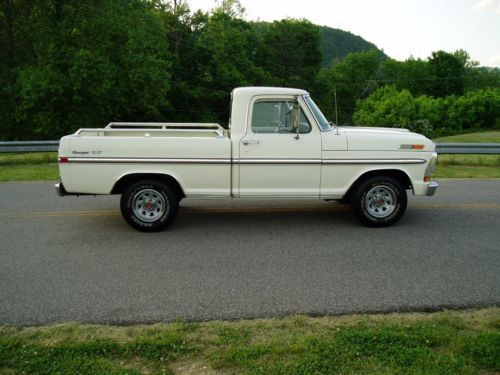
[319,26,387,67]
[253,23,387,67]
[0,0,498,140]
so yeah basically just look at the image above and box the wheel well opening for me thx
[111,173,185,199]
[343,169,412,202]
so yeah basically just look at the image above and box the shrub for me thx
[354,87,500,137]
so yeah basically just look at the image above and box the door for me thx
[238,96,322,197]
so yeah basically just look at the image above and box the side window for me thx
[251,101,311,134]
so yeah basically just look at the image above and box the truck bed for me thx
[58,123,232,196]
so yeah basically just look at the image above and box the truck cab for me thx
[229,87,346,197]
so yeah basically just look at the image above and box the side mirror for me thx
[291,102,300,140]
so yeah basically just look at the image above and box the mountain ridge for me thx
[251,21,388,67]
[319,25,388,66]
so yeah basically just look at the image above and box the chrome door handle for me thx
[242,140,260,145]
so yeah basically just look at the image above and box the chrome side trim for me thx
[64,157,426,165]
[68,157,231,164]
[237,158,322,164]
[323,158,426,164]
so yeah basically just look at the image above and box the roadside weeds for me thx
[1,308,499,374]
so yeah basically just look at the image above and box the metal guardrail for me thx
[0,141,59,153]
[435,143,500,154]
[1,140,499,154]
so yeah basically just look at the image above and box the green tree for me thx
[159,2,214,123]
[354,85,500,136]
[464,67,500,92]
[2,1,497,141]
[196,2,271,125]
[451,49,500,92]
[445,89,500,131]
[317,49,380,124]
[1,0,172,140]
[380,57,432,96]
[259,19,321,89]
[428,50,465,97]
[353,85,417,127]
[453,49,478,69]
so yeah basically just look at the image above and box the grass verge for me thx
[0,152,59,181]
[434,154,500,178]
[434,165,500,178]
[0,152,57,165]
[434,130,500,143]
[0,164,59,181]
[0,308,499,374]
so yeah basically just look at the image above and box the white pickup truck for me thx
[56,87,438,231]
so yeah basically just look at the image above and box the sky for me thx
[186,0,500,67]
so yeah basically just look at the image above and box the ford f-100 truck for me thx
[56,87,438,231]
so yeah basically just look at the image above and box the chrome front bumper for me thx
[426,181,439,196]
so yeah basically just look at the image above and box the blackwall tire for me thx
[120,180,179,232]
[351,176,407,227]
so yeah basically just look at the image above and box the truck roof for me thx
[232,87,309,97]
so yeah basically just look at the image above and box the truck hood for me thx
[322,126,435,152]
[343,126,434,151]
[340,125,411,135]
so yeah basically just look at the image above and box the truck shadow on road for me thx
[169,207,427,233]
[89,205,443,235]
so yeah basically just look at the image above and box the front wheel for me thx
[351,176,407,227]
[120,180,179,232]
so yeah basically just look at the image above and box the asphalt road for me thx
[0,179,499,325]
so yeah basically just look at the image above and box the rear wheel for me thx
[351,176,407,227]
[120,180,179,232]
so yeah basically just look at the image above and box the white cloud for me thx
[473,0,500,14]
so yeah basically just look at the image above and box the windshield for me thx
[304,96,333,131]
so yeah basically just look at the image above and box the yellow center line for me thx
[0,203,499,219]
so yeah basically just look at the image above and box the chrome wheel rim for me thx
[364,185,397,218]
[132,189,166,222]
